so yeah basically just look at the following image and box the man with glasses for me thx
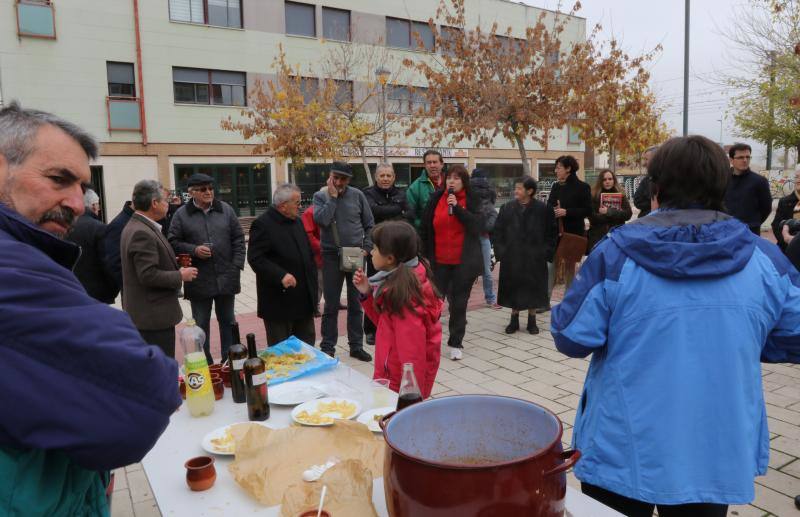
[724,143,772,235]
[168,173,245,364]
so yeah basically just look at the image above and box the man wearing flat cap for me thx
[168,173,245,364]
[312,162,375,361]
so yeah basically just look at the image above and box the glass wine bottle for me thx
[228,322,247,404]
[243,333,269,421]
[396,363,423,411]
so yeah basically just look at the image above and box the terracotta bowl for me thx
[178,379,186,400]
[185,456,216,491]
[221,365,232,388]
[208,364,223,377]
[298,511,331,517]
[212,378,224,400]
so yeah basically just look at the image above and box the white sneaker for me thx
[450,348,463,361]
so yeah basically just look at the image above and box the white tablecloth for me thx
[142,364,620,516]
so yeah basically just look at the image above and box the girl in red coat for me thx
[353,221,443,398]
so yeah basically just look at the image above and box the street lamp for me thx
[375,67,391,161]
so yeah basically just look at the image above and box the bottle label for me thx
[232,359,246,371]
[184,355,212,397]
[252,372,267,386]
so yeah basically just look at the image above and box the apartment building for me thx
[3,0,585,218]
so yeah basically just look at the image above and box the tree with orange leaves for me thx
[221,47,347,171]
[405,0,590,176]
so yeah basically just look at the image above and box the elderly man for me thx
[552,136,800,516]
[122,180,198,357]
[248,183,318,346]
[66,189,118,303]
[0,102,180,515]
[407,149,445,231]
[168,173,245,364]
[313,162,374,360]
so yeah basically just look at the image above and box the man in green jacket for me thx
[406,149,445,231]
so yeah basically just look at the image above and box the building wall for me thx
[2,0,586,208]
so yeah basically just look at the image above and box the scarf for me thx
[368,257,420,296]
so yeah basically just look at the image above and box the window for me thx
[173,67,246,106]
[290,163,373,207]
[388,85,428,115]
[169,0,242,28]
[296,77,319,104]
[107,62,136,97]
[175,164,271,216]
[322,7,349,41]
[332,80,353,108]
[386,17,434,51]
[16,0,56,39]
[439,26,462,56]
[285,1,315,37]
[475,163,526,205]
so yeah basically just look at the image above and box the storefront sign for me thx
[341,146,468,159]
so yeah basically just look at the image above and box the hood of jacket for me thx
[374,262,443,318]
[608,209,755,279]
[0,202,80,271]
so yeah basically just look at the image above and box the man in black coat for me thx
[771,169,800,251]
[724,143,772,235]
[248,183,318,347]
[66,190,119,304]
[361,163,409,345]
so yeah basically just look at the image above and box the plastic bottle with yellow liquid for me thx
[180,319,214,417]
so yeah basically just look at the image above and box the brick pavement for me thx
[112,263,800,517]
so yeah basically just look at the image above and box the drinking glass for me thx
[371,378,395,408]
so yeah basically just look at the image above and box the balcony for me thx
[16,1,56,39]
[106,97,142,131]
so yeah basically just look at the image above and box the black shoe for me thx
[349,348,372,362]
[527,314,539,335]
[365,333,376,346]
[795,495,800,510]
[505,314,520,334]
[321,348,335,358]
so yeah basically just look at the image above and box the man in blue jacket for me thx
[552,135,800,517]
[0,102,180,515]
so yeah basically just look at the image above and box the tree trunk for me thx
[513,134,532,176]
[359,146,374,186]
[610,147,617,173]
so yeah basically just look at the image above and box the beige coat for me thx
[121,213,183,330]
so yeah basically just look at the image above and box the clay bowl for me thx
[212,378,224,400]
[185,456,216,491]
[208,364,223,377]
[178,379,186,400]
[298,511,331,517]
[221,365,232,388]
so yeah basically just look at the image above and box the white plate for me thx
[201,422,263,456]
[291,397,362,427]
[269,381,325,406]
[356,406,395,433]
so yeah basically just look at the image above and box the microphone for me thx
[447,188,455,216]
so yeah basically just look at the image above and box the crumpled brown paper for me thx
[227,420,384,508]
[280,459,378,517]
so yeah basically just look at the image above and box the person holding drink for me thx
[353,220,442,398]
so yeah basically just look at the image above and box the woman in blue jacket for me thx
[552,135,800,517]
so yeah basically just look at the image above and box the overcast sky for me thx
[522,0,770,161]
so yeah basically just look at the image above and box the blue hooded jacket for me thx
[0,202,180,515]
[551,209,800,505]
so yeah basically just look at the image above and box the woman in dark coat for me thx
[493,177,556,335]
[420,164,485,361]
[587,169,632,251]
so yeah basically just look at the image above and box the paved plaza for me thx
[110,263,800,517]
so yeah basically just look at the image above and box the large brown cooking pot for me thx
[380,394,579,517]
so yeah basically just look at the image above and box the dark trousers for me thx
[363,257,377,338]
[264,317,316,347]
[433,264,473,349]
[582,483,728,517]
[139,327,176,358]
[321,253,364,354]
[190,294,236,365]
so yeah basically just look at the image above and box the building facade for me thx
[3,0,586,217]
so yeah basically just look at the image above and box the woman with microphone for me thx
[420,165,485,360]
